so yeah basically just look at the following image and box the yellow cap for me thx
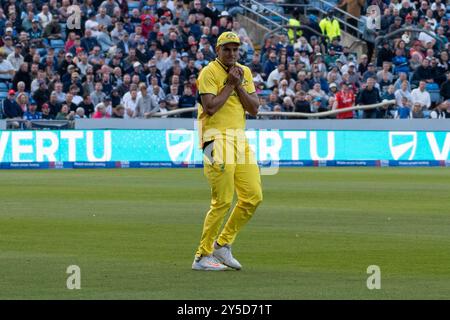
[216,31,241,48]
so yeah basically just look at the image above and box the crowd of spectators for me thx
[1,0,450,128]
[256,0,450,119]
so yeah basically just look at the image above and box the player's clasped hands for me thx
[227,66,243,87]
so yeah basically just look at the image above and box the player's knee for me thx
[240,189,263,209]
[211,197,234,210]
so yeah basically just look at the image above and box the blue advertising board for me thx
[0,129,449,168]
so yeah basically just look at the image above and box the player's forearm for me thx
[204,84,235,116]
[235,85,259,116]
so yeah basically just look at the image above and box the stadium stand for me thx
[1,0,450,129]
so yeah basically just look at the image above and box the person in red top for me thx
[333,82,355,119]
[141,15,156,39]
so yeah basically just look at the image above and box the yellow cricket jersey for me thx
[197,59,256,148]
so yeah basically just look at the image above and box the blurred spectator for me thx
[411,80,431,109]
[333,82,355,119]
[357,78,381,118]
[430,101,448,119]
[319,10,341,42]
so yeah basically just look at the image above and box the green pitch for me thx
[0,168,449,299]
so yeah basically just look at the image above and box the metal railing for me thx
[375,28,445,48]
[274,0,364,39]
[239,0,285,31]
[150,100,396,119]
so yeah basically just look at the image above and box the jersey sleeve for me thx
[243,66,256,94]
[198,66,218,96]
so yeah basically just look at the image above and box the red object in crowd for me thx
[141,14,156,38]
[335,90,355,119]
[92,111,111,119]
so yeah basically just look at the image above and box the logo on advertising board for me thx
[165,130,194,163]
[389,132,417,160]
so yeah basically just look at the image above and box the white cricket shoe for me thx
[213,242,242,270]
[192,255,228,271]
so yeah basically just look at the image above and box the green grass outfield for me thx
[0,167,449,300]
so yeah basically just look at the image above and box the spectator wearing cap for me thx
[411,80,431,109]
[1,36,15,57]
[377,40,394,68]
[141,14,156,39]
[3,89,23,126]
[23,99,42,124]
[28,18,43,47]
[159,12,174,35]
[389,16,404,34]
[42,14,62,40]
[40,103,54,120]
[324,46,339,66]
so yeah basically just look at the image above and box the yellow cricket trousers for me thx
[195,137,263,257]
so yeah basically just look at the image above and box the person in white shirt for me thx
[395,80,412,107]
[411,81,431,109]
[278,79,295,98]
[0,52,15,82]
[37,5,52,29]
[122,87,139,119]
[266,64,285,90]
[7,43,24,71]
[418,22,436,46]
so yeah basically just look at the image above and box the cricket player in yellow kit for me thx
[192,32,263,271]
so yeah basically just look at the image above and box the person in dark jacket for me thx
[357,77,381,118]
[411,58,434,87]
[3,89,23,128]
[12,62,32,91]
[440,71,450,101]
[376,40,394,68]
